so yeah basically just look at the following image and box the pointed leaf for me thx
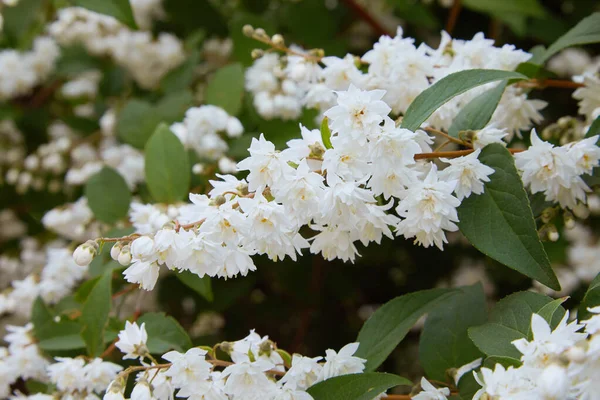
[321,116,332,149]
[85,167,131,224]
[579,273,600,321]
[457,144,560,290]
[355,288,458,371]
[540,12,600,63]
[205,63,245,115]
[80,272,112,357]
[136,312,192,353]
[306,373,411,400]
[401,70,527,132]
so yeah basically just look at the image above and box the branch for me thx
[516,79,585,89]
[445,0,462,35]
[414,148,523,160]
[339,0,393,37]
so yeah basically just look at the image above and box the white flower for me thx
[221,360,278,399]
[115,321,148,360]
[440,149,495,200]
[396,165,460,250]
[131,379,153,400]
[537,364,571,400]
[123,260,160,290]
[236,134,294,191]
[280,355,323,391]
[473,364,536,400]
[321,343,366,380]
[84,358,123,393]
[583,306,600,334]
[472,124,508,149]
[412,377,450,400]
[47,357,87,392]
[162,348,212,392]
[130,236,156,262]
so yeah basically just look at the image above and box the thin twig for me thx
[516,79,585,89]
[414,148,523,160]
[445,0,462,35]
[424,127,471,147]
[339,0,393,37]
[434,139,452,152]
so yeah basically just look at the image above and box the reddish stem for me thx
[339,0,393,37]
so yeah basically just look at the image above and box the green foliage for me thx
[31,298,86,352]
[401,70,527,132]
[457,144,559,290]
[468,291,565,360]
[80,272,112,356]
[355,288,458,371]
[585,116,600,139]
[204,63,245,115]
[419,284,487,381]
[2,0,44,47]
[85,167,131,224]
[176,271,213,302]
[306,373,411,400]
[538,12,600,63]
[161,50,200,94]
[461,0,546,19]
[144,123,191,203]
[136,312,192,353]
[448,81,507,138]
[73,0,137,29]
[579,273,600,321]
[230,13,276,66]
[320,116,332,149]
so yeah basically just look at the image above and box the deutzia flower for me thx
[472,364,537,400]
[412,377,450,400]
[321,342,366,380]
[440,149,495,200]
[47,357,87,392]
[395,165,460,250]
[471,124,508,149]
[115,321,148,360]
[123,260,160,290]
[83,358,123,393]
[279,355,323,391]
[236,134,294,191]
[221,360,279,399]
[162,347,213,392]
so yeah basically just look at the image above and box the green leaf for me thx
[80,272,112,356]
[457,144,560,290]
[462,0,546,18]
[55,46,102,77]
[205,63,245,115]
[419,284,487,381]
[31,298,86,351]
[136,312,192,353]
[176,271,213,302]
[540,12,600,63]
[144,124,191,203]
[306,373,411,400]
[448,81,507,138]
[161,50,200,93]
[2,0,44,47]
[355,288,458,371]
[320,117,333,149]
[73,0,137,29]
[585,116,600,139]
[401,70,527,132]
[469,291,565,359]
[85,167,131,224]
[38,335,86,351]
[536,297,568,324]
[579,273,600,321]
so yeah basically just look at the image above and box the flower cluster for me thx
[474,308,600,399]
[49,7,185,89]
[106,321,368,400]
[0,36,59,101]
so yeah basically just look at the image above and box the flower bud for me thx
[110,242,123,261]
[242,24,254,37]
[73,241,97,266]
[563,211,575,229]
[565,346,586,363]
[538,364,569,400]
[131,379,152,400]
[118,245,132,266]
[547,225,559,242]
[271,34,284,46]
[573,203,590,219]
[254,28,268,40]
[251,49,264,59]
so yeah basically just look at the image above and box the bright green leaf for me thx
[585,116,600,139]
[401,70,527,132]
[579,273,600,321]
[205,63,245,115]
[80,272,112,357]
[457,144,560,290]
[540,12,600,63]
[320,117,332,149]
[306,373,411,400]
[448,81,507,138]
[419,284,487,381]
[73,0,137,29]
[355,288,458,371]
[145,124,190,203]
[468,291,565,359]
[85,167,131,224]
[136,312,192,353]
[462,0,546,18]
[176,271,213,302]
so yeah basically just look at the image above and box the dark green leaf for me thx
[462,0,546,18]
[419,284,487,381]
[161,50,200,93]
[306,373,411,400]
[356,288,458,371]
[468,291,565,359]
[321,117,332,149]
[73,0,137,29]
[205,63,245,115]
[2,0,44,47]
[144,124,191,203]
[136,312,192,353]
[176,271,213,302]
[448,81,507,138]
[540,12,600,63]
[457,144,560,290]
[585,116,600,139]
[55,46,102,77]
[80,272,112,356]
[155,90,194,123]
[579,273,600,321]
[117,99,161,148]
[31,298,85,351]
[401,70,527,132]
[85,167,131,224]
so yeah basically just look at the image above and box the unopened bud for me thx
[572,203,590,219]
[565,346,586,363]
[73,241,97,266]
[237,183,249,196]
[110,242,123,261]
[251,49,264,59]
[541,207,556,224]
[308,142,326,159]
[548,225,559,242]
[258,340,274,356]
[242,24,254,37]
[209,195,227,206]
[219,341,233,355]
[563,211,575,229]
[254,28,268,39]
[271,34,284,46]
[118,245,132,266]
